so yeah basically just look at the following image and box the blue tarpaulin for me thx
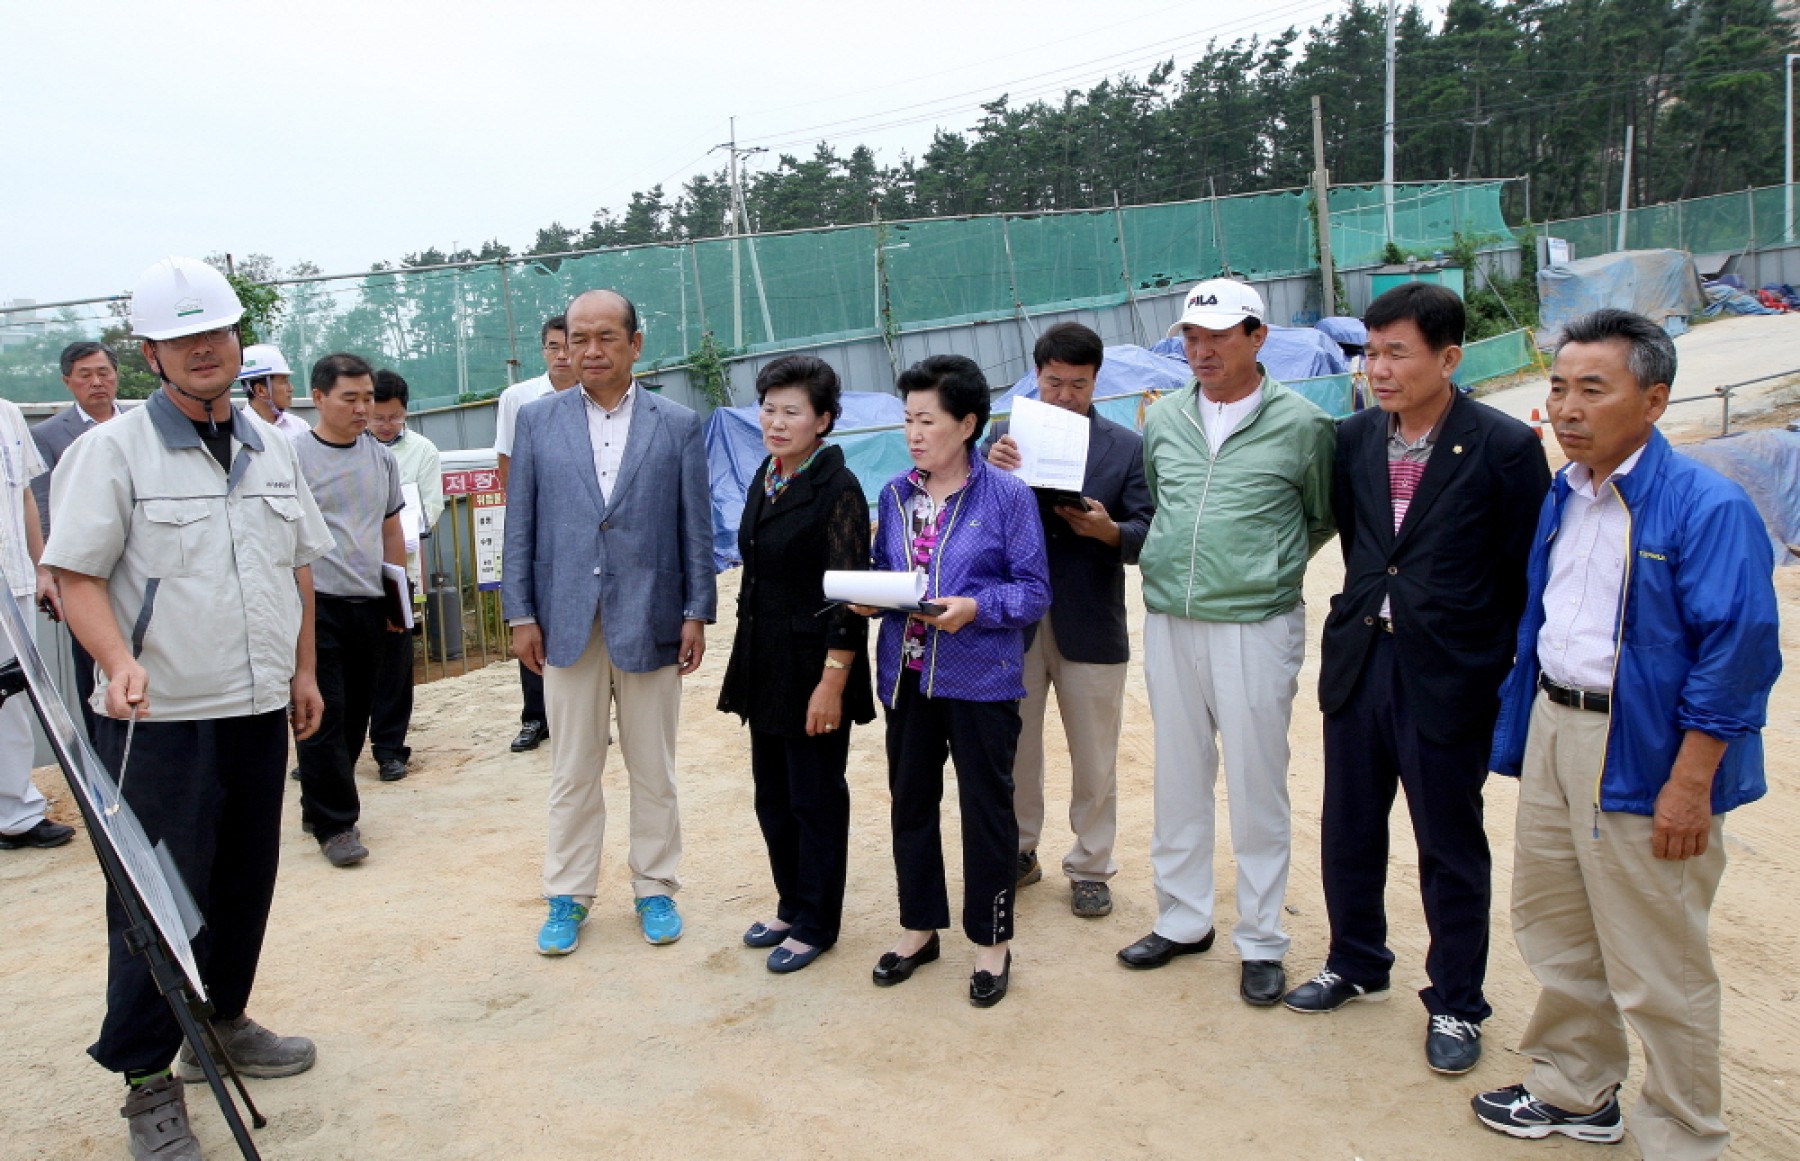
[1536,249,1706,348]
[1677,430,1800,568]
[1152,324,1348,381]
[705,392,905,570]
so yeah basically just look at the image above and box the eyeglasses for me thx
[158,326,240,351]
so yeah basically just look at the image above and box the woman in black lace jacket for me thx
[718,355,875,974]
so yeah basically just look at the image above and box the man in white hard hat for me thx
[42,257,334,1161]
[1119,278,1336,1009]
[238,343,310,438]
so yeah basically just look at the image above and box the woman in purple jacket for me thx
[862,355,1051,1008]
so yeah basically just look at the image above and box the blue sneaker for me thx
[537,895,589,956]
[635,895,683,945]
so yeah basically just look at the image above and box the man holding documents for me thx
[984,323,1153,919]
[368,369,443,783]
[1122,280,1335,1008]
[291,353,408,868]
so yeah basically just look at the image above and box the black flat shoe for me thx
[743,921,789,949]
[510,720,549,752]
[768,943,827,974]
[969,951,1012,1008]
[1116,929,1215,969]
[872,932,940,986]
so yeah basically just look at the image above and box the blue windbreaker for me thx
[1490,429,1781,816]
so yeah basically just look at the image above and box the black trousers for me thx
[1321,633,1494,1022]
[88,711,287,1075]
[885,670,1021,946]
[750,726,852,949]
[369,624,415,764]
[70,632,98,742]
[519,661,545,725]
[297,596,386,842]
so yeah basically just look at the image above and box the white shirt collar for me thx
[583,381,636,417]
[1566,441,1648,499]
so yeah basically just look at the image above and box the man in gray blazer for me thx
[31,341,123,741]
[504,289,716,957]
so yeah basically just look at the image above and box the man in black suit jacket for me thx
[1282,284,1550,1076]
[985,323,1154,919]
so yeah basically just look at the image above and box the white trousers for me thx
[1012,617,1125,882]
[1143,607,1305,959]
[0,633,46,835]
[541,618,683,902]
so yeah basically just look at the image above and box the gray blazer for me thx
[501,385,717,672]
[29,403,100,539]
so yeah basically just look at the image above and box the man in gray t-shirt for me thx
[290,353,406,867]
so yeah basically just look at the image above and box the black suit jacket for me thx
[983,408,1154,665]
[1318,390,1550,743]
[29,403,99,539]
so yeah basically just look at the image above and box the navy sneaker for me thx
[635,895,683,945]
[1472,1084,1625,1143]
[537,895,589,956]
[1283,967,1390,1013]
[1426,1014,1483,1074]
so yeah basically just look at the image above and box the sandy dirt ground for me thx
[5,316,1800,1160]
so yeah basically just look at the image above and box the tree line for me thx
[403,0,1793,268]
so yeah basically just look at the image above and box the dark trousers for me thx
[70,633,98,742]
[88,711,287,1075]
[297,596,386,842]
[750,726,851,949]
[885,669,1021,946]
[519,661,545,725]
[1321,634,1494,1022]
[369,624,415,764]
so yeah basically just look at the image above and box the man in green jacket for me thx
[1117,279,1336,1008]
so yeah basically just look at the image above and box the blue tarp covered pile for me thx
[705,392,905,570]
[1701,279,1781,317]
[1677,430,1800,568]
[1151,324,1349,381]
[1537,249,1707,347]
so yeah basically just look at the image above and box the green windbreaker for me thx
[1139,370,1336,623]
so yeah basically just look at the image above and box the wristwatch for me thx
[823,657,850,670]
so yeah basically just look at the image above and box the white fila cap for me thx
[1168,278,1265,335]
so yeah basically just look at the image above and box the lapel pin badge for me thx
[1453,444,1463,454]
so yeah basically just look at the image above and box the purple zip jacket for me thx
[872,450,1052,705]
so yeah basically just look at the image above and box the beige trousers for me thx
[541,618,683,902]
[1512,692,1729,1160]
[1012,618,1125,882]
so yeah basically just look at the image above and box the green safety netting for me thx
[1454,328,1539,386]
[0,182,1518,408]
[1544,184,1800,261]
[1330,181,1516,266]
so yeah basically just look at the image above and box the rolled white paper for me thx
[823,569,930,611]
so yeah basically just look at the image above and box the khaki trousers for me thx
[1512,692,1729,1160]
[541,618,683,902]
[1012,618,1125,882]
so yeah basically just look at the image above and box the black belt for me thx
[1540,673,1610,714]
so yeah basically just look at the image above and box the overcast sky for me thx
[4,0,1367,306]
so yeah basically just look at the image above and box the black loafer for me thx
[969,951,1012,1008]
[872,932,940,986]
[0,818,74,850]
[1240,959,1287,1006]
[510,720,550,752]
[377,758,408,782]
[743,921,789,949]
[1116,929,1214,969]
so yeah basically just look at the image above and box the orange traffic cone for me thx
[1530,408,1545,440]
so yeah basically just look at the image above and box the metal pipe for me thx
[1788,55,1798,244]
[1113,191,1152,346]
[1383,0,1397,243]
[1616,124,1635,253]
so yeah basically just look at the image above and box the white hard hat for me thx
[1167,278,1266,336]
[238,344,291,380]
[129,257,246,342]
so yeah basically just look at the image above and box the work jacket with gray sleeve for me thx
[41,392,333,721]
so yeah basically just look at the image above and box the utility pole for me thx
[1616,124,1634,252]
[711,117,771,350]
[1383,0,1397,245]
[1462,83,1491,179]
[1311,96,1337,318]
[1786,54,1798,244]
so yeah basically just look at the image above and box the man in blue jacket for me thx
[1472,310,1780,1160]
